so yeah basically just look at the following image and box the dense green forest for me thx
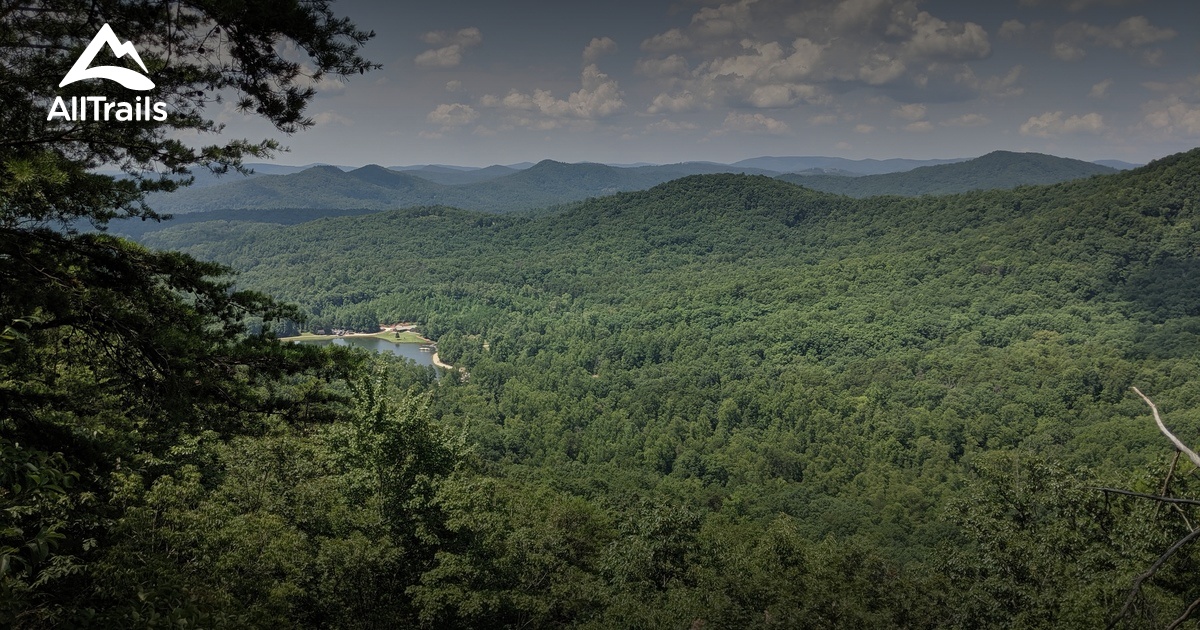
[5,1,1200,628]
[136,151,1200,627]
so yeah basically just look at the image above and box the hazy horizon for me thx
[232,149,1144,171]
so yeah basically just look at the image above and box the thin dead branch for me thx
[1093,487,1200,508]
[1156,451,1182,519]
[1166,596,1200,630]
[1107,527,1200,630]
[1102,390,1200,629]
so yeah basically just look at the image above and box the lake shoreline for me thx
[282,330,458,372]
[280,330,431,344]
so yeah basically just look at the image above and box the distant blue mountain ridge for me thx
[141,151,1127,213]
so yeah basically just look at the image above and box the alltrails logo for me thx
[47,23,168,122]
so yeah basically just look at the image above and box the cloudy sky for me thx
[214,0,1200,166]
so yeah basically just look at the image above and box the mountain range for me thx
[730,155,967,174]
[140,151,1129,218]
[779,151,1116,197]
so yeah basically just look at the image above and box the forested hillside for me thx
[778,150,1116,197]
[732,155,965,173]
[143,151,1113,217]
[398,164,519,185]
[8,0,1197,626]
[132,149,1200,627]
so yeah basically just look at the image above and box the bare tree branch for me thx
[1166,596,1200,630]
[1132,387,1200,469]
[1172,504,1194,532]
[1107,526,1200,630]
[1093,487,1200,508]
[1156,451,1182,519]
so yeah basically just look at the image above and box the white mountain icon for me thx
[59,23,154,91]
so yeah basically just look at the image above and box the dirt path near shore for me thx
[431,352,470,380]
[430,352,453,370]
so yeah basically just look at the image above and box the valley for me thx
[7,1,1198,626]
[113,149,1200,625]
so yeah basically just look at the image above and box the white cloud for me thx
[1052,42,1086,61]
[893,103,927,121]
[1019,111,1105,137]
[308,75,346,93]
[702,39,823,84]
[720,112,791,135]
[1053,16,1176,61]
[1021,0,1136,11]
[635,55,691,78]
[415,27,483,68]
[955,65,1024,98]
[1141,74,1200,96]
[583,37,618,63]
[415,46,466,68]
[1096,16,1175,48]
[445,80,462,92]
[829,0,896,32]
[942,113,990,127]
[854,123,875,133]
[421,27,483,47]
[904,120,934,132]
[691,0,757,39]
[482,64,625,124]
[858,54,906,85]
[1089,79,1113,99]
[744,84,790,108]
[647,91,699,114]
[646,119,700,133]
[312,111,353,126]
[982,65,1024,98]
[681,38,827,108]
[746,83,821,108]
[904,11,991,61]
[1143,97,1200,136]
[634,0,999,102]
[572,65,627,117]
[427,103,479,128]
[809,113,839,125]
[641,28,691,53]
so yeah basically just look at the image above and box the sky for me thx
[210,0,1200,167]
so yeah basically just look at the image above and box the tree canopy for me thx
[139,149,1200,627]
[0,2,422,626]
[0,0,376,228]
[5,1,1200,627]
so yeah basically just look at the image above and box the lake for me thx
[292,336,439,369]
